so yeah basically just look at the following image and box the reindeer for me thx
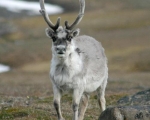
[39,0,108,120]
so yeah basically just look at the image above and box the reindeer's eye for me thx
[52,36,57,42]
[67,36,72,42]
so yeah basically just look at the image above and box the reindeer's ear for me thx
[72,28,80,37]
[45,28,54,39]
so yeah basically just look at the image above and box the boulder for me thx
[99,106,150,120]
[99,89,150,120]
[117,89,150,106]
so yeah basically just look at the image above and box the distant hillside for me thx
[27,0,150,10]
[0,0,150,72]
[0,0,149,19]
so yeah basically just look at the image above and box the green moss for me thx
[37,96,53,103]
[0,113,14,120]
[62,94,72,102]
[106,94,127,106]
[29,109,53,120]
[0,107,29,119]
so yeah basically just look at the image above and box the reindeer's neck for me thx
[52,44,83,75]
[53,51,78,67]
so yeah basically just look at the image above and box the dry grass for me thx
[0,92,135,119]
[0,71,150,119]
[1,8,150,71]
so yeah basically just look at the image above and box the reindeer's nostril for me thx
[56,48,65,52]
[58,51,64,54]
[56,46,66,54]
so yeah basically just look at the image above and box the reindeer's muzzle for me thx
[56,45,66,55]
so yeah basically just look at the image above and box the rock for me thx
[99,106,150,120]
[117,89,150,106]
[99,89,150,120]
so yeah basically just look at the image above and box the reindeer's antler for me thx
[65,0,85,30]
[39,0,60,31]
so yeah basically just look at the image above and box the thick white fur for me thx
[50,33,108,120]
[50,40,84,90]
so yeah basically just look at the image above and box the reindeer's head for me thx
[39,0,85,58]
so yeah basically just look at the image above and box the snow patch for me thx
[0,0,63,15]
[0,64,10,73]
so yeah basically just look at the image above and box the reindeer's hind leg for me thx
[78,93,90,120]
[96,78,107,112]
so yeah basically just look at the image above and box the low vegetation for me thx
[0,93,127,120]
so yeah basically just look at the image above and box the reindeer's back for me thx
[74,35,107,91]
[74,35,107,62]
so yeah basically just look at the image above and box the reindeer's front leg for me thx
[53,85,64,120]
[72,89,83,120]
[78,94,90,120]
